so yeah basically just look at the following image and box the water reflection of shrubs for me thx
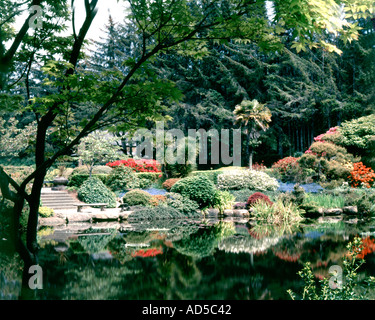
[288,237,375,300]
[173,222,235,259]
[77,232,116,254]
[128,205,200,222]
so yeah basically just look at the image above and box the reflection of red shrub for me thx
[357,237,375,259]
[131,247,163,258]
[106,159,161,172]
[273,249,301,262]
[247,192,273,208]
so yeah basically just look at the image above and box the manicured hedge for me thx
[135,172,161,182]
[68,174,108,188]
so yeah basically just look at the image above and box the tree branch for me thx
[1,0,42,67]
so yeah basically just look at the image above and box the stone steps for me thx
[40,188,81,210]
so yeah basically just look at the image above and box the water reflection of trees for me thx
[4,217,375,300]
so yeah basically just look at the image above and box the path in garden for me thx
[41,187,82,210]
[39,188,131,226]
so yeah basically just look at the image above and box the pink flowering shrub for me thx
[305,127,338,155]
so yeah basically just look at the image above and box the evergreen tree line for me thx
[2,7,374,169]
[90,13,375,168]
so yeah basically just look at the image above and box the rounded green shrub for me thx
[163,192,200,216]
[122,189,152,207]
[68,174,108,188]
[78,177,117,208]
[38,207,54,218]
[216,169,279,191]
[170,175,217,209]
[106,165,140,191]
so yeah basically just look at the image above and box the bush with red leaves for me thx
[247,192,273,208]
[162,178,181,191]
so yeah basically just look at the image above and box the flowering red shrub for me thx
[247,192,273,208]
[131,247,163,258]
[272,157,300,174]
[106,159,161,173]
[252,161,267,171]
[347,162,375,188]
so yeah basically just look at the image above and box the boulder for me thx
[91,212,120,221]
[39,217,66,226]
[323,208,343,216]
[342,206,358,215]
[64,213,92,223]
[233,209,250,216]
[119,211,132,220]
[318,216,343,224]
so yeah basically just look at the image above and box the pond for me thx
[2,215,375,300]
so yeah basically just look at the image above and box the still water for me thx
[2,216,375,300]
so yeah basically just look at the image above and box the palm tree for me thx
[233,99,272,169]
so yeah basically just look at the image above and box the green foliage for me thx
[251,199,304,226]
[170,175,217,209]
[344,189,375,216]
[0,166,35,186]
[106,165,140,192]
[78,177,117,208]
[190,170,221,184]
[135,172,161,189]
[234,99,272,167]
[128,205,198,222]
[303,194,346,209]
[173,221,235,259]
[76,131,122,175]
[78,232,116,254]
[216,169,279,191]
[68,174,108,188]
[299,142,357,182]
[122,189,152,207]
[163,192,200,216]
[288,237,375,300]
[38,207,54,218]
[135,172,161,182]
[339,114,375,150]
[338,115,375,167]
[0,117,37,158]
[71,166,113,175]
[213,190,236,213]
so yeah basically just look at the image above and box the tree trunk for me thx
[246,132,252,169]
[296,127,299,153]
[278,131,283,158]
[249,148,253,170]
[288,122,292,156]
